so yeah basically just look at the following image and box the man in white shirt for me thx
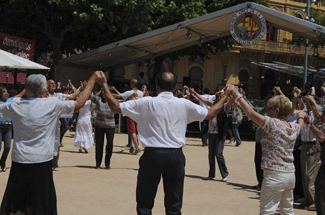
[100,71,231,215]
[113,79,143,154]
[47,79,80,170]
[194,88,216,146]
[0,71,104,215]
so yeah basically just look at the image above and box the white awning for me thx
[0,49,50,70]
[60,2,325,70]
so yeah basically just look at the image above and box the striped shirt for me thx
[91,95,115,128]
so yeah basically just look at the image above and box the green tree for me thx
[0,0,270,79]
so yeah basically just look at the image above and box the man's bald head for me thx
[155,71,177,91]
[130,79,139,89]
[47,79,56,93]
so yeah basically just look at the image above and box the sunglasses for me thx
[267,107,275,111]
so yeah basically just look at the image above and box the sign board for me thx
[230,8,267,46]
[0,32,35,60]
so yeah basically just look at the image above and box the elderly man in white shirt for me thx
[100,71,232,215]
[47,79,80,170]
[113,79,144,154]
[0,71,104,215]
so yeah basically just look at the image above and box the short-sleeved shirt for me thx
[120,90,144,101]
[198,94,216,110]
[50,92,71,101]
[0,97,14,123]
[0,97,75,163]
[120,91,208,148]
[91,95,115,128]
[261,116,300,172]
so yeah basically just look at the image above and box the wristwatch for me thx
[235,93,243,101]
[307,123,312,128]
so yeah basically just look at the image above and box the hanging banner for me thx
[0,32,35,60]
[230,8,267,46]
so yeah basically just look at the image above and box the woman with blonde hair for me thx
[229,86,305,214]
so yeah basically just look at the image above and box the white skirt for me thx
[74,115,94,149]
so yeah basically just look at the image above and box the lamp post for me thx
[303,0,311,86]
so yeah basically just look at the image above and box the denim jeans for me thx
[232,123,242,146]
[0,124,12,169]
[208,133,228,178]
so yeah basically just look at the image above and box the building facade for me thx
[113,0,325,99]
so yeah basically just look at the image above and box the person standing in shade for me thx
[0,87,25,172]
[192,88,215,147]
[112,79,143,154]
[91,90,115,169]
[190,89,233,182]
[100,71,231,215]
[47,79,80,171]
[0,71,104,215]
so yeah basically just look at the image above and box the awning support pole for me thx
[303,0,311,87]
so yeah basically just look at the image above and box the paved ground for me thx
[0,132,316,215]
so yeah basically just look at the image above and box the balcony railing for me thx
[233,40,325,56]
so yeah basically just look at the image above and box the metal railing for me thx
[233,40,325,56]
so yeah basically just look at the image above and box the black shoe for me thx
[252,185,261,191]
[105,166,110,170]
[204,176,215,180]
[1,166,6,172]
[129,147,134,154]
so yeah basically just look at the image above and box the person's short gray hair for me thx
[25,74,47,98]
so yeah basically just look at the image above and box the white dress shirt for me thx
[198,94,216,110]
[120,91,208,148]
[120,90,144,101]
[0,97,75,163]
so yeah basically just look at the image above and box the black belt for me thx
[0,122,12,125]
[302,141,317,144]
[144,147,182,151]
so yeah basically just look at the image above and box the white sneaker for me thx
[53,167,59,171]
[222,177,227,182]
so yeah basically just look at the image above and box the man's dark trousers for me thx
[315,162,325,215]
[136,148,185,215]
[200,120,209,146]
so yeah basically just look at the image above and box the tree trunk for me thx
[51,36,63,81]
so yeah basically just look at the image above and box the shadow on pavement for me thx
[113,150,143,156]
[226,182,260,194]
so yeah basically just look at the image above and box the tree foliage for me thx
[0,0,270,75]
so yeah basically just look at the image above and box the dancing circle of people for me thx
[0,70,324,215]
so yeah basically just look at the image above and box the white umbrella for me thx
[0,49,49,70]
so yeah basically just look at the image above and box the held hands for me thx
[189,87,196,95]
[293,87,301,98]
[92,71,107,86]
[238,87,245,97]
[273,86,283,95]
[297,111,308,120]
[304,95,315,104]
[303,114,311,125]
[224,85,236,96]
